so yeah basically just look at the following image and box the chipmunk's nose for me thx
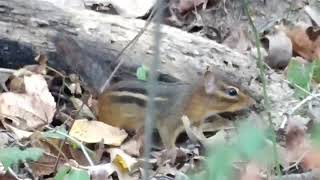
[248,97,257,107]
[248,97,263,113]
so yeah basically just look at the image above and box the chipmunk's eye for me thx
[226,87,238,97]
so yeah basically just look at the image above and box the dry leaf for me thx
[121,137,143,157]
[2,122,33,139]
[0,74,56,130]
[261,31,293,69]
[30,153,65,177]
[69,119,127,146]
[285,25,320,61]
[108,148,139,173]
[24,75,55,107]
[69,97,95,119]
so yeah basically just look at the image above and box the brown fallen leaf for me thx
[30,152,66,177]
[0,74,56,130]
[261,31,293,69]
[69,119,128,146]
[285,25,320,61]
[0,93,52,129]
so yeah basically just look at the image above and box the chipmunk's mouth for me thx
[218,110,250,120]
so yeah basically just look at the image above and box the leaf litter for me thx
[2,0,320,179]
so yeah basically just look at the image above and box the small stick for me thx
[53,101,89,172]
[99,6,159,93]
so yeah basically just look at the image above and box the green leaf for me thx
[0,147,44,169]
[235,121,266,159]
[207,146,235,180]
[287,58,314,98]
[312,59,320,83]
[136,65,150,81]
[55,166,90,180]
[42,127,80,149]
[43,126,68,139]
[55,166,71,180]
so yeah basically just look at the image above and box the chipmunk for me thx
[97,69,255,149]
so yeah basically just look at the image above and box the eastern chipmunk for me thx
[97,69,255,149]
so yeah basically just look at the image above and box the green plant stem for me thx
[143,1,163,179]
[242,0,282,177]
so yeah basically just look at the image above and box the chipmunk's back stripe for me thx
[108,91,167,107]
[116,87,147,95]
[111,95,146,107]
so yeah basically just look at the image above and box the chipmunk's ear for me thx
[204,70,217,94]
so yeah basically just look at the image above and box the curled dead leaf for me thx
[261,31,292,69]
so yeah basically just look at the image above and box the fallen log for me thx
[0,0,295,126]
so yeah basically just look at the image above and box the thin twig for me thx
[279,80,320,129]
[7,167,23,180]
[280,93,320,129]
[48,126,95,166]
[242,0,282,177]
[282,150,308,172]
[46,66,66,112]
[143,1,163,180]
[99,6,158,93]
[282,79,320,101]
[53,101,88,172]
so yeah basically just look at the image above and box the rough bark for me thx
[0,0,258,91]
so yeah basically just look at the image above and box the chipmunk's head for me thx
[200,69,256,113]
